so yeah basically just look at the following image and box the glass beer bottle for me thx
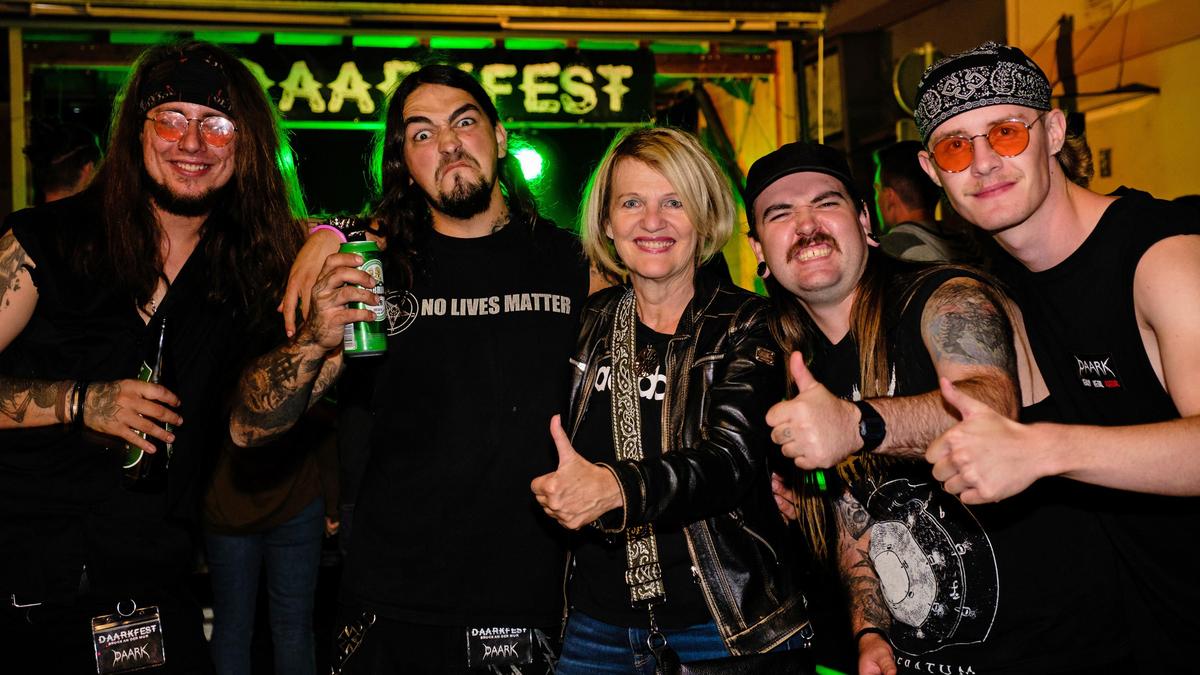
[122,315,172,490]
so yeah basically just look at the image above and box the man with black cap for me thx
[914,41,1200,672]
[0,41,304,671]
[744,141,1132,674]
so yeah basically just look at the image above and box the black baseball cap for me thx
[744,142,857,221]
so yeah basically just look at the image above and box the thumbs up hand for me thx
[766,352,865,469]
[531,415,623,530]
[927,378,1043,504]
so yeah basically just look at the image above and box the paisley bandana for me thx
[914,41,1051,142]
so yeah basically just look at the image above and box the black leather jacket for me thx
[564,261,811,655]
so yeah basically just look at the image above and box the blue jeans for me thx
[556,610,809,675]
[205,497,324,675]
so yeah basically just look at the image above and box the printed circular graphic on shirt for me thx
[865,477,998,655]
[384,290,418,336]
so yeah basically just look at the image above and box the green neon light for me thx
[283,120,384,131]
[577,39,640,51]
[816,666,848,675]
[352,35,420,49]
[514,147,544,181]
[429,36,495,50]
[23,32,94,43]
[505,38,568,51]
[110,31,178,45]
[814,469,827,492]
[193,31,262,45]
[649,41,708,55]
[274,33,344,47]
[502,120,644,130]
[280,120,643,132]
[716,43,772,54]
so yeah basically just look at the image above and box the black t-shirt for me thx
[995,188,1200,671]
[569,321,711,630]
[0,193,270,602]
[340,218,590,627]
[808,260,1127,674]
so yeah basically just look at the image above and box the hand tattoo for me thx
[85,381,122,425]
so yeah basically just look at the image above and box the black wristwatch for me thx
[853,400,886,455]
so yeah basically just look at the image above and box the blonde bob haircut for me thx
[581,127,735,277]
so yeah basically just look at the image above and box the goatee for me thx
[434,174,494,220]
[143,170,228,217]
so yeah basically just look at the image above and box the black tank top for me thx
[996,187,1200,672]
[809,257,1127,674]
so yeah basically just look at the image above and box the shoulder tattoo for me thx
[922,277,1016,377]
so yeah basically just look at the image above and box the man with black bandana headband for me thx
[0,41,304,671]
[914,41,1200,673]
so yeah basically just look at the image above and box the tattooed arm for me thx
[769,276,1019,468]
[0,229,37,352]
[0,232,185,450]
[835,490,897,675]
[0,229,59,429]
[863,276,1019,456]
[230,250,377,447]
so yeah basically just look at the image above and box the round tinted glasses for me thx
[929,113,1046,173]
[146,110,237,148]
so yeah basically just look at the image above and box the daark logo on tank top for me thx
[383,289,572,335]
[1073,352,1123,390]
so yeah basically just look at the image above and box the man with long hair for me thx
[0,40,305,671]
[745,142,1131,673]
[230,64,598,673]
[915,41,1200,673]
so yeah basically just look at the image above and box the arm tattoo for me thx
[843,546,893,631]
[834,490,873,539]
[0,377,64,423]
[230,345,329,446]
[0,232,31,312]
[835,491,892,631]
[923,278,1017,378]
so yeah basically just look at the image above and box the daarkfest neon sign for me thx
[237,46,654,124]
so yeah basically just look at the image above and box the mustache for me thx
[436,150,479,180]
[787,232,839,261]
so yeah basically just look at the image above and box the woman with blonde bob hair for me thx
[531,127,814,673]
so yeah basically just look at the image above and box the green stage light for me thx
[515,147,544,182]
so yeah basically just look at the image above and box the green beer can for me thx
[341,240,388,357]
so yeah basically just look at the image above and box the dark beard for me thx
[432,173,494,220]
[143,169,228,217]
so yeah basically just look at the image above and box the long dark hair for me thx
[752,191,1002,558]
[370,64,542,290]
[85,40,306,321]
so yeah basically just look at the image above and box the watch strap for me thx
[853,399,886,455]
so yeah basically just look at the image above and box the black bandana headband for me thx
[913,41,1051,142]
[137,48,234,118]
